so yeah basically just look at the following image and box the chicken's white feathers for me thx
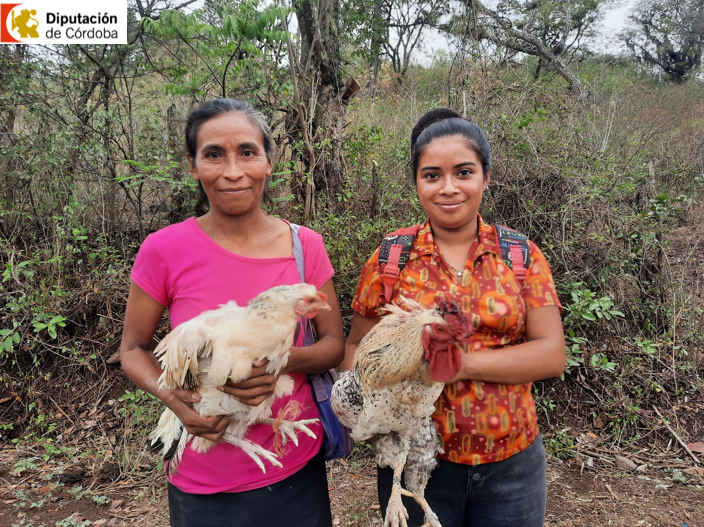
[153,284,322,390]
[149,283,328,474]
[154,311,223,390]
[381,296,424,316]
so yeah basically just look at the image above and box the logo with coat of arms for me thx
[1,3,39,43]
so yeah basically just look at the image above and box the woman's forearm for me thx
[339,341,357,371]
[285,334,344,374]
[456,305,566,385]
[457,337,566,385]
[121,346,176,405]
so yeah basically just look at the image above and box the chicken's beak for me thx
[315,290,330,311]
[297,291,331,319]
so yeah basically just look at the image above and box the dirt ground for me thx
[2,444,702,527]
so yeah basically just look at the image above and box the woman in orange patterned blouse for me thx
[342,108,566,527]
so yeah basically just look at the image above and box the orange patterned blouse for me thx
[351,216,561,465]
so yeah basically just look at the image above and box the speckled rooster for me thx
[331,299,473,527]
[149,283,330,474]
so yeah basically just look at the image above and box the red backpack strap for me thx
[378,226,419,302]
[510,245,527,283]
[494,224,530,287]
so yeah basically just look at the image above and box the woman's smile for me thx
[436,201,465,211]
[218,187,250,195]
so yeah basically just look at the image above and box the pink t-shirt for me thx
[131,217,334,494]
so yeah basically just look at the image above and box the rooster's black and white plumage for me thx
[332,300,472,527]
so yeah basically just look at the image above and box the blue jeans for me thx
[168,450,333,527]
[378,437,547,527]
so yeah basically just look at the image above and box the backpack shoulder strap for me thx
[378,225,419,302]
[494,224,531,286]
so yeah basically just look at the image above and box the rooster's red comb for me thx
[435,298,461,316]
[436,299,474,341]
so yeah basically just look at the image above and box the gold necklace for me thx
[449,263,466,277]
[446,234,479,277]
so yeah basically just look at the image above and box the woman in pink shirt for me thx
[119,98,344,527]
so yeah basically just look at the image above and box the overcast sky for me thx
[185,0,640,60]
[599,0,638,52]
[418,0,640,61]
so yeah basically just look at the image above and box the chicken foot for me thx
[259,417,319,446]
[385,461,411,527]
[381,433,414,527]
[398,489,442,527]
[221,432,283,473]
[380,430,443,527]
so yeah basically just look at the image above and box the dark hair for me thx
[184,98,274,216]
[410,108,492,184]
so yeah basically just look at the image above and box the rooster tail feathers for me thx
[155,320,212,390]
[149,409,181,454]
[167,430,191,476]
[149,412,205,477]
[161,434,182,464]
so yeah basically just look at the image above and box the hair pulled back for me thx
[410,108,491,184]
[185,98,273,216]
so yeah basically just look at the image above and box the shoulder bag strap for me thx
[289,223,315,347]
[290,225,330,403]
[290,222,305,283]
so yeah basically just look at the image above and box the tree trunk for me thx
[533,59,542,80]
[0,45,27,237]
[368,0,384,96]
[167,103,188,224]
[295,0,349,211]
[475,2,585,96]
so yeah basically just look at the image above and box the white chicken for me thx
[149,283,330,474]
[332,299,473,527]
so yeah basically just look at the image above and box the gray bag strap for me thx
[290,225,345,419]
[289,223,315,347]
[290,222,306,283]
